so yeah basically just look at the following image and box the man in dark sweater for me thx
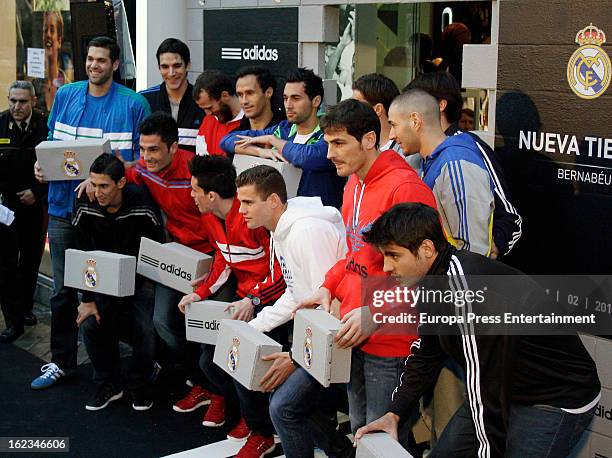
[356,203,600,458]
[72,154,163,412]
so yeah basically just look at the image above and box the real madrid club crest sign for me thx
[83,258,98,289]
[228,337,240,372]
[62,150,81,178]
[567,23,611,100]
[303,327,313,369]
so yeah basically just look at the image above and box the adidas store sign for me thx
[221,45,279,62]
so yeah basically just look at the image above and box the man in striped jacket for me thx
[357,203,600,458]
[405,71,522,259]
[389,89,495,257]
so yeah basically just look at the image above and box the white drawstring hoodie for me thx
[249,197,347,333]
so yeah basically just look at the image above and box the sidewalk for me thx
[0,301,91,365]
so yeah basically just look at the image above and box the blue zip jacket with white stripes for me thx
[46,81,151,218]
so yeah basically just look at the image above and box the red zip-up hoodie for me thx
[126,148,212,253]
[322,151,437,357]
[195,197,285,303]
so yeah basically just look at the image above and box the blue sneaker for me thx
[31,363,66,390]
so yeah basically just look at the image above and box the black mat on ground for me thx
[0,344,227,457]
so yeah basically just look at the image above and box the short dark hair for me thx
[364,203,448,255]
[90,153,125,183]
[352,73,400,115]
[156,38,190,66]
[193,70,235,101]
[235,165,287,204]
[188,155,236,198]
[236,66,276,93]
[461,108,474,117]
[139,111,179,149]
[285,68,323,101]
[320,99,381,147]
[404,71,463,124]
[87,36,120,62]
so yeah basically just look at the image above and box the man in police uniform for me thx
[0,81,48,342]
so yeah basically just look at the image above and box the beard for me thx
[88,71,113,86]
[216,102,234,124]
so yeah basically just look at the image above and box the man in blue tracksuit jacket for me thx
[389,89,495,256]
[31,36,151,390]
[219,68,345,209]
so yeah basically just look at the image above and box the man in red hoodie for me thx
[298,99,437,435]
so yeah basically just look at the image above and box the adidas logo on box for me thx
[185,300,234,345]
[137,238,212,294]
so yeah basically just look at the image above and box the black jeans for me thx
[80,278,156,390]
[0,202,46,329]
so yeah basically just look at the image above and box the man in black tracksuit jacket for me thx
[140,38,204,152]
[72,153,164,411]
[356,203,600,458]
[0,81,49,342]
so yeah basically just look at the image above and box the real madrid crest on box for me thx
[64,249,136,297]
[568,23,611,99]
[228,337,240,372]
[213,319,282,391]
[35,138,111,181]
[62,150,82,178]
[83,258,99,289]
[303,326,313,369]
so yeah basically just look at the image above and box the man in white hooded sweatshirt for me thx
[235,165,354,458]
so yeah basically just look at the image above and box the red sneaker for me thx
[172,385,211,413]
[202,394,225,427]
[235,433,275,458]
[227,417,250,441]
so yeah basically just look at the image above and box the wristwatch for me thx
[247,294,261,306]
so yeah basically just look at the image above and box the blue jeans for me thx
[347,349,405,433]
[270,367,354,458]
[81,278,156,390]
[431,401,596,457]
[48,216,80,369]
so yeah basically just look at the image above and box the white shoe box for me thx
[137,237,212,294]
[64,249,136,297]
[588,388,612,438]
[292,309,352,387]
[233,154,302,198]
[356,433,413,458]
[35,138,111,181]
[213,319,282,392]
[185,300,235,345]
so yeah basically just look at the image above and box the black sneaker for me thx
[85,383,123,411]
[131,389,154,411]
